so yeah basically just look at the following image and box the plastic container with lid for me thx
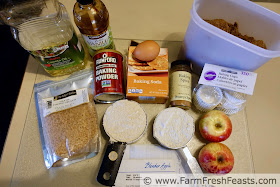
[184,0,280,74]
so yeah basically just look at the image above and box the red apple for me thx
[199,110,232,142]
[198,142,234,174]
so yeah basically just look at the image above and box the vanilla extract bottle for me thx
[74,0,115,56]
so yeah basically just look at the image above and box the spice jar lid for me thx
[171,60,190,68]
[77,0,93,5]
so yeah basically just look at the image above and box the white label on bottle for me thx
[77,40,82,51]
[42,88,89,117]
[199,64,257,95]
[82,27,112,50]
[170,71,192,102]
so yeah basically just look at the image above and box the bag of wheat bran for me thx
[35,70,100,168]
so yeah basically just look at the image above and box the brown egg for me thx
[132,40,160,62]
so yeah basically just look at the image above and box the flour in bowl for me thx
[153,107,194,149]
[103,100,147,142]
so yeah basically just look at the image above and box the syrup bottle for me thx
[74,0,115,56]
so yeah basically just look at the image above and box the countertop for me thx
[0,0,279,186]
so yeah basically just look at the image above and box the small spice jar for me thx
[169,60,192,110]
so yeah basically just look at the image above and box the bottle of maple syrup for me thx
[74,0,115,56]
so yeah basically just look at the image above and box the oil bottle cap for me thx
[77,0,93,5]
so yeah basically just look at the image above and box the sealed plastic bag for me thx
[35,70,100,168]
[193,63,257,115]
[193,84,248,115]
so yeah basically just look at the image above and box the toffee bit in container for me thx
[184,0,280,74]
[169,60,192,110]
[35,70,100,168]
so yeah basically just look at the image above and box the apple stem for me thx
[218,155,224,163]
[215,123,222,128]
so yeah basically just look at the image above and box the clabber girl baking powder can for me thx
[93,49,125,103]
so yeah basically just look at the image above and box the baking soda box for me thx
[126,46,169,103]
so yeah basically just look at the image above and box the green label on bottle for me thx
[30,33,85,70]
[82,27,115,56]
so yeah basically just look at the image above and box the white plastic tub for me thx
[184,0,280,74]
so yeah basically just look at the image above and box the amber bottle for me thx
[74,0,115,56]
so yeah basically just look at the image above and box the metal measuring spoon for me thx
[97,100,147,186]
[153,107,209,186]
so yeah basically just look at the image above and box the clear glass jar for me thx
[74,0,115,56]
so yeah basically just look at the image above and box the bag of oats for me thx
[35,70,100,168]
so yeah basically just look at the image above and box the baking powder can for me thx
[93,49,125,103]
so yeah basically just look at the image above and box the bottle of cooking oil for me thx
[73,0,115,56]
[0,0,87,76]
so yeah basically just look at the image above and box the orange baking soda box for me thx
[126,46,169,103]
